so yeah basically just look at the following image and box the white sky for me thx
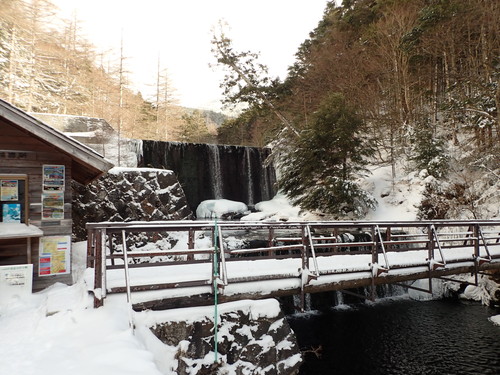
[52,0,330,113]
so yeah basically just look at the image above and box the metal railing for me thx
[87,220,500,309]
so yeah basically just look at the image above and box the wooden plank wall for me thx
[0,119,73,289]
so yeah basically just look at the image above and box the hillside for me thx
[214,0,499,220]
[0,0,224,143]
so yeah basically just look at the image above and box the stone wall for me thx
[72,168,193,241]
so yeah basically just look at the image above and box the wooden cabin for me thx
[0,99,113,290]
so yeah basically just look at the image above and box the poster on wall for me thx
[41,192,64,220]
[42,165,65,192]
[2,203,21,223]
[39,236,71,276]
[0,179,18,201]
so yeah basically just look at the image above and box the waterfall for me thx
[139,140,277,213]
[260,151,272,201]
[208,144,223,199]
[245,147,254,206]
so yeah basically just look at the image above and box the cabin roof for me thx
[0,99,114,184]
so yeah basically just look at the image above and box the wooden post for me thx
[109,230,115,266]
[427,224,434,262]
[268,228,275,258]
[473,224,480,285]
[93,229,103,308]
[188,228,195,261]
[370,225,377,301]
[386,226,391,252]
[26,237,32,264]
[427,224,434,294]
[86,229,94,268]
[300,226,307,312]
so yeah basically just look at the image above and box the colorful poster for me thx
[42,192,64,220]
[39,236,71,276]
[42,165,65,192]
[1,179,18,201]
[2,203,21,223]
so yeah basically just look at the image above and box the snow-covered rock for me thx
[139,299,302,375]
[196,199,248,219]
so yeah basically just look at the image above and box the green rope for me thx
[213,218,219,364]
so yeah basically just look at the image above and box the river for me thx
[287,297,500,375]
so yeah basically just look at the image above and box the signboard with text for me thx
[0,264,33,300]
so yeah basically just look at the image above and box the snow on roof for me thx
[0,99,114,184]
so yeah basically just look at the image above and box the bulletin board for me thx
[0,175,28,224]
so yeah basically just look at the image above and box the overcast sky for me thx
[53,0,330,113]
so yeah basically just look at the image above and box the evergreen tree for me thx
[278,93,375,217]
[410,120,449,178]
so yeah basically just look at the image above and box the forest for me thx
[0,0,221,143]
[213,0,499,219]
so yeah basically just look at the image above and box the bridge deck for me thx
[86,220,500,310]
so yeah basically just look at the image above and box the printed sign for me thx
[39,236,71,276]
[42,165,65,192]
[42,192,64,220]
[0,264,33,300]
[0,179,18,201]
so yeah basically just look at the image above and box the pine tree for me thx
[278,93,375,217]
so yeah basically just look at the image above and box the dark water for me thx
[287,298,500,375]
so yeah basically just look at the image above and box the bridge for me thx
[86,220,500,311]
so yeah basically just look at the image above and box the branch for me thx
[214,36,300,137]
[464,108,496,121]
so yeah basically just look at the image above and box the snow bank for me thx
[362,165,431,221]
[241,193,303,221]
[196,199,248,218]
[0,281,162,375]
[489,315,500,326]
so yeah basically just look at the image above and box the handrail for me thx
[87,220,500,308]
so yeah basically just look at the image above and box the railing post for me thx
[87,228,95,268]
[300,225,308,312]
[109,231,115,266]
[268,227,275,258]
[386,226,391,252]
[370,225,377,301]
[93,228,103,308]
[188,228,195,261]
[473,224,480,285]
[427,224,434,262]
[427,224,434,294]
